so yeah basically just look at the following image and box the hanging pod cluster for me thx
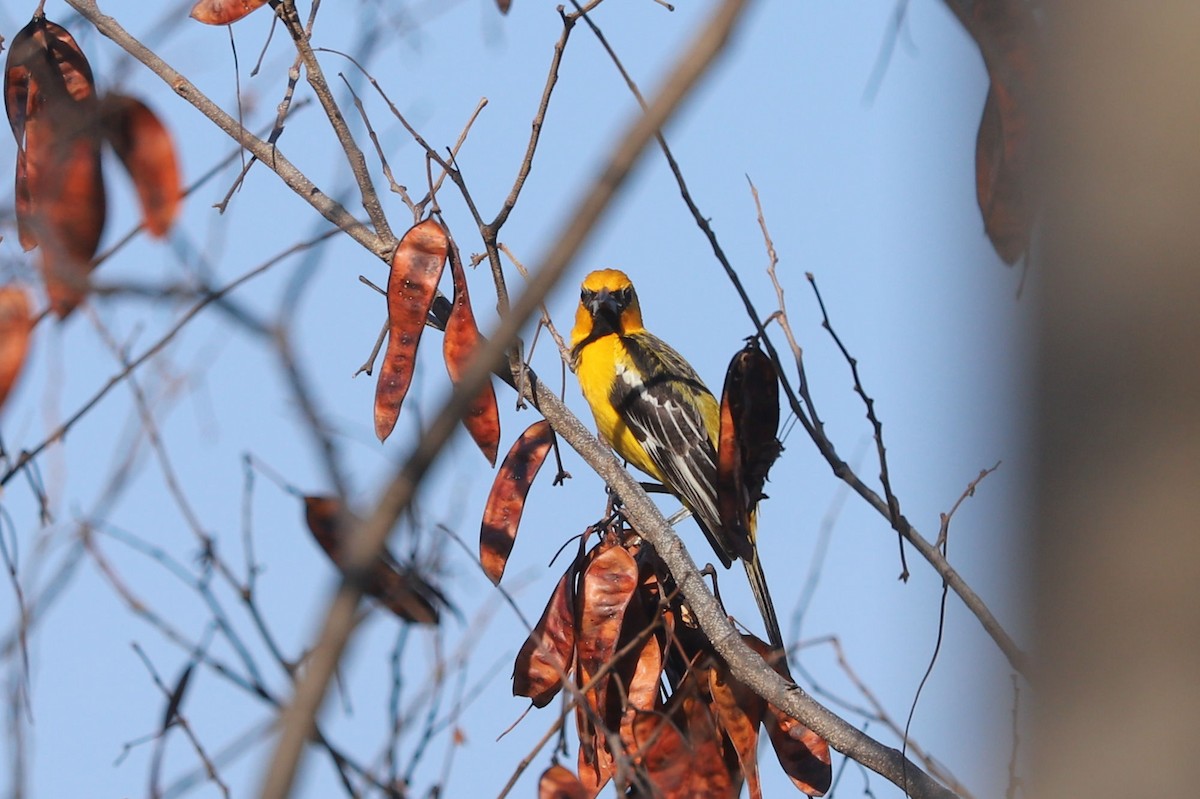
[4,13,180,317]
[515,527,832,799]
[372,218,503,463]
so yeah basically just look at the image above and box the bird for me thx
[569,268,783,650]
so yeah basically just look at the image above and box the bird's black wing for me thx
[610,332,740,567]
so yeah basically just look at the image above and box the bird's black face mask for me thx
[582,286,633,335]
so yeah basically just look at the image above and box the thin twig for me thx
[1006,674,1022,799]
[0,231,338,490]
[499,243,570,363]
[215,48,306,213]
[354,317,390,378]
[806,273,909,579]
[132,642,231,799]
[904,465,999,794]
[271,0,393,241]
[427,97,489,208]
[335,71,418,214]
[792,635,976,799]
[749,177,804,368]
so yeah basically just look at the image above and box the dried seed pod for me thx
[575,726,616,798]
[628,670,738,799]
[714,340,781,562]
[101,94,181,238]
[765,703,832,797]
[303,496,443,625]
[0,287,33,411]
[709,662,765,799]
[743,635,831,796]
[963,2,1036,264]
[537,764,587,799]
[731,342,781,501]
[479,420,553,584]
[5,15,105,318]
[443,245,500,465]
[715,372,749,544]
[576,545,638,733]
[374,219,448,442]
[627,712,687,796]
[513,567,576,708]
[190,0,270,25]
[617,568,666,723]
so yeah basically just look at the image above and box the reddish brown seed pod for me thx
[708,662,766,799]
[374,219,449,442]
[616,570,665,725]
[35,133,106,317]
[743,635,832,796]
[101,94,181,238]
[628,712,687,795]
[726,339,782,504]
[189,0,270,25]
[961,2,1036,265]
[612,562,666,753]
[537,764,587,799]
[302,496,442,625]
[615,621,666,757]
[622,626,663,713]
[576,545,638,736]
[975,80,1029,264]
[716,339,782,557]
[478,420,554,584]
[443,245,501,465]
[678,689,739,798]
[0,286,33,412]
[5,15,105,318]
[13,149,35,251]
[715,372,749,547]
[4,17,95,131]
[765,703,833,797]
[628,672,737,799]
[575,729,615,799]
[513,567,576,708]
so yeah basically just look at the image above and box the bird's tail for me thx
[742,547,784,651]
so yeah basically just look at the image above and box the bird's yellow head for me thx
[570,269,646,353]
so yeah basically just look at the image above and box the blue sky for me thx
[0,1,1029,797]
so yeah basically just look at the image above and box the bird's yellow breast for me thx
[573,332,666,483]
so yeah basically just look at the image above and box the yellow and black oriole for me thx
[570,268,783,650]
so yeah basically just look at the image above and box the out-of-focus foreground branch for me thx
[1032,3,1200,798]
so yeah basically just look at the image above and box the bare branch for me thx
[63,0,388,259]
[271,0,393,241]
[0,232,339,491]
[806,273,910,579]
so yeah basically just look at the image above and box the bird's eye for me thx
[620,287,633,305]
[581,288,594,303]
